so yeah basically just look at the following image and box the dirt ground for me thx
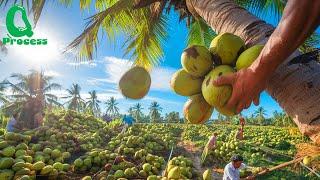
[177,140,224,179]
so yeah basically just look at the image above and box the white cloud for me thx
[150,67,175,91]
[99,56,176,91]
[44,70,62,77]
[66,61,97,67]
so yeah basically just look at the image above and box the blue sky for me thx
[0,2,296,118]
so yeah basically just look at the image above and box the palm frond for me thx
[235,0,285,21]
[43,83,62,92]
[65,0,136,61]
[187,19,216,47]
[299,32,320,54]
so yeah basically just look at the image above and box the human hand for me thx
[246,175,255,180]
[213,67,268,114]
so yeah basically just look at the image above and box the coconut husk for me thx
[295,143,320,158]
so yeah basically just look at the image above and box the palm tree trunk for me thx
[187,0,320,144]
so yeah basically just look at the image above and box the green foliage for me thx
[63,83,85,112]
[105,97,119,119]
[107,118,123,129]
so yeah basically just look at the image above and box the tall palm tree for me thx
[132,103,144,123]
[128,107,134,117]
[7,0,320,142]
[63,84,85,112]
[86,90,101,117]
[1,70,61,128]
[149,101,162,123]
[254,107,267,125]
[105,97,119,118]
[0,84,8,105]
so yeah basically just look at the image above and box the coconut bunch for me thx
[170,33,264,124]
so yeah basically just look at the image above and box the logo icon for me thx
[6,5,33,38]
[2,5,47,46]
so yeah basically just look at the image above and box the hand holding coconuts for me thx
[171,33,264,123]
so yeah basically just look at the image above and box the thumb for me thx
[213,74,235,86]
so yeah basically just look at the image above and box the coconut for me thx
[209,33,245,65]
[183,94,214,124]
[119,66,151,99]
[181,45,213,77]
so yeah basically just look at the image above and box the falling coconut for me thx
[181,45,214,77]
[119,66,151,99]
[183,94,214,124]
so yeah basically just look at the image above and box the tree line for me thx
[0,70,295,127]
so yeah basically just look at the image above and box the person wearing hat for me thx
[223,155,253,180]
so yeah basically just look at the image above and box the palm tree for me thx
[149,101,162,123]
[63,84,85,112]
[165,111,179,123]
[86,90,101,117]
[132,103,144,123]
[7,0,320,142]
[0,84,8,105]
[1,70,61,128]
[254,107,267,125]
[128,107,134,117]
[105,97,119,118]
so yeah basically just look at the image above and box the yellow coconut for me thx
[183,94,214,124]
[181,45,213,77]
[119,66,151,99]
[209,33,245,65]
[170,69,203,96]
[236,45,264,70]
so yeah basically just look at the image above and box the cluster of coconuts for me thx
[170,33,264,124]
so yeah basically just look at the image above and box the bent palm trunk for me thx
[187,0,320,144]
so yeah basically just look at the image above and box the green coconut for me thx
[183,94,214,124]
[119,66,151,99]
[181,45,213,77]
[209,33,245,65]
[202,65,235,107]
[168,166,180,179]
[203,169,212,180]
[0,157,14,169]
[170,69,203,96]
[236,45,264,70]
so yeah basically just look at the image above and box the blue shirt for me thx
[223,162,246,180]
[123,115,134,125]
[6,117,17,132]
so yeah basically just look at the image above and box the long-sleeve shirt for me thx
[223,162,246,180]
[6,117,17,132]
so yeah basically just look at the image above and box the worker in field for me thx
[121,114,134,133]
[201,132,218,165]
[235,128,244,140]
[239,116,245,130]
[6,112,21,132]
[223,155,253,180]
[207,132,218,150]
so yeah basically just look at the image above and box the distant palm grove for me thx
[0,70,296,130]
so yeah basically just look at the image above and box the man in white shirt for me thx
[223,155,253,180]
